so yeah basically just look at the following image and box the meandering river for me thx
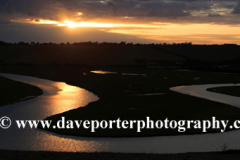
[1,73,240,153]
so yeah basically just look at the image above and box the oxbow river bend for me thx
[1,73,240,153]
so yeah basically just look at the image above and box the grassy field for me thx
[0,44,240,67]
[0,45,184,66]
[159,45,240,62]
[0,66,240,137]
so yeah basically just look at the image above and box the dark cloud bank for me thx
[0,0,239,21]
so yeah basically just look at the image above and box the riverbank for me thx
[1,150,240,160]
[1,66,240,137]
[207,86,240,97]
[0,76,43,107]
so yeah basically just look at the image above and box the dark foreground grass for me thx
[207,86,240,97]
[0,76,43,107]
[1,150,240,160]
[1,66,240,137]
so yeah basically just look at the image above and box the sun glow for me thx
[12,18,160,29]
[58,21,115,28]
[26,19,159,29]
[12,19,118,28]
[10,18,240,44]
[60,21,77,28]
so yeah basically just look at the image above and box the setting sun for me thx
[63,21,76,28]
[58,21,77,28]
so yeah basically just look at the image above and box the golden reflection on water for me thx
[39,82,104,152]
[26,80,102,152]
[91,70,117,74]
[0,73,104,152]
[32,132,107,152]
[42,82,98,116]
[40,82,105,152]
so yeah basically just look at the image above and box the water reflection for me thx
[91,70,117,74]
[46,82,98,115]
[1,73,240,153]
[0,73,101,152]
[91,70,146,76]
[170,83,240,108]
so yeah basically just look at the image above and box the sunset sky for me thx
[0,0,240,44]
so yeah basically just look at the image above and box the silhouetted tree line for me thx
[0,41,238,47]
